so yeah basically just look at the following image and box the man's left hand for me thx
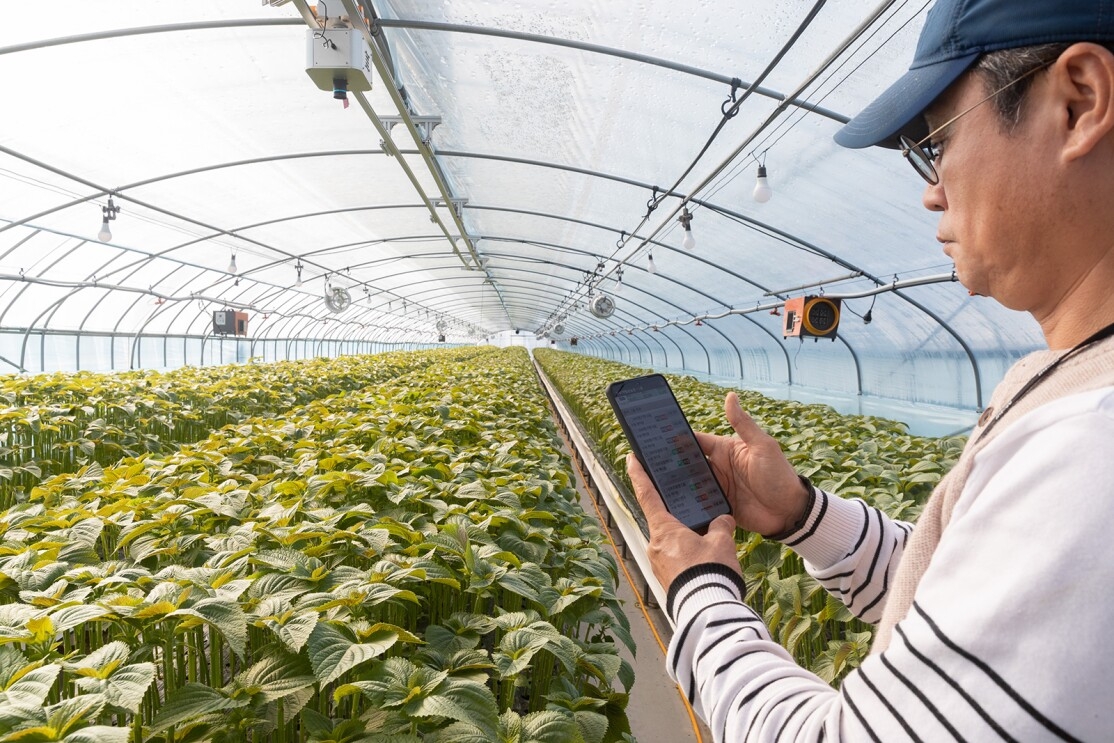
[626,453,743,592]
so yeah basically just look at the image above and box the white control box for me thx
[305,28,373,93]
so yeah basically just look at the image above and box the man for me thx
[628,0,1114,740]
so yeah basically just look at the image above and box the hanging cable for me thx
[544,0,833,332]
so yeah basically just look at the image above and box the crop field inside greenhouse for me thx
[0,347,963,741]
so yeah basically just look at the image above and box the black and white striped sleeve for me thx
[776,483,914,623]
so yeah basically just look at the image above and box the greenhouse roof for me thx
[0,0,1041,412]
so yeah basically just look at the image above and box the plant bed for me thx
[0,347,634,742]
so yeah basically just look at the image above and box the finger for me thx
[724,392,766,443]
[626,453,670,523]
[707,513,737,541]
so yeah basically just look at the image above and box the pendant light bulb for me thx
[647,252,658,275]
[753,165,773,203]
[295,263,304,288]
[98,197,119,242]
[228,253,238,274]
[678,206,695,251]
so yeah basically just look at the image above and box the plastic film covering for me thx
[0,0,1044,416]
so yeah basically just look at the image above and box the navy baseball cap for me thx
[835,0,1114,149]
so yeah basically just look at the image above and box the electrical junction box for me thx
[782,296,841,340]
[305,28,373,94]
[213,310,249,337]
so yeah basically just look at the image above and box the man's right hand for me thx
[695,392,811,538]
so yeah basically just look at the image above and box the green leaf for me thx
[308,621,399,686]
[49,604,112,635]
[172,597,248,659]
[520,709,579,743]
[235,651,316,703]
[67,641,155,713]
[573,710,609,743]
[150,682,249,733]
[61,727,131,743]
[412,676,501,739]
[0,663,61,708]
[44,694,107,738]
[260,610,318,654]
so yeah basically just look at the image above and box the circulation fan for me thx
[553,323,565,335]
[589,293,615,319]
[324,285,352,313]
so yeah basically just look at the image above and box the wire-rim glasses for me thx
[899,59,1055,185]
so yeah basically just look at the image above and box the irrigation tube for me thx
[580,271,957,335]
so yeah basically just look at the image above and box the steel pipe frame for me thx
[0,15,981,401]
[4,145,950,397]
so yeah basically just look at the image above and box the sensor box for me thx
[305,28,373,93]
[213,310,249,336]
[782,296,841,340]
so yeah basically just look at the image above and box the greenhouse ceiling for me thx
[0,0,1042,410]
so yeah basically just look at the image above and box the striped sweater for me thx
[667,381,1114,742]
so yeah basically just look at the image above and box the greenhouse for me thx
[3,0,1111,741]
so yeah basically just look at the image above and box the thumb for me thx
[724,392,764,442]
[707,513,737,540]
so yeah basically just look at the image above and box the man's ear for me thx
[1055,42,1114,162]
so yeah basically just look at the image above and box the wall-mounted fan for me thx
[324,285,352,313]
[589,293,615,319]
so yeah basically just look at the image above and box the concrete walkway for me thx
[569,454,711,743]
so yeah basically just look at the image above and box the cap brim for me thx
[834,52,979,149]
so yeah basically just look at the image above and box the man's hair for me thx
[974,41,1114,130]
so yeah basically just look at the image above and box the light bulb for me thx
[647,253,657,274]
[295,265,304,287]
[228,254,238,274]
[678,206,696,250]
[753,165,773,203]
[98,219,112,242]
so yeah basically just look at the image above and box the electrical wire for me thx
[750,0,931,159]
[542,0,831,331]
[700,0,928,209]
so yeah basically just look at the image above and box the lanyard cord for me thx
[977,319,1114,441]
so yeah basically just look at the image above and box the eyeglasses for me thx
[900,60,1055,185]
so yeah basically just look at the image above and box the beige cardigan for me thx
[871,339,1114,652]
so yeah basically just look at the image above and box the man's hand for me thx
[696,392,810,537]
[627,452,742,592]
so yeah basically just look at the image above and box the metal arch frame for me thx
[246,231,762,368]
[12,231,806,388]
[377,271,695,369]
[0,23,978,399]
[367,245,781,380]
[470,258,730,373]
[6,144,954,399]
[191,201,794,377]
[3,143,826,322]
[0,19,485,278]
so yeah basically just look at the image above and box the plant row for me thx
[0,348,488,510]
[0,347,633,742]
[533,349,965,683]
